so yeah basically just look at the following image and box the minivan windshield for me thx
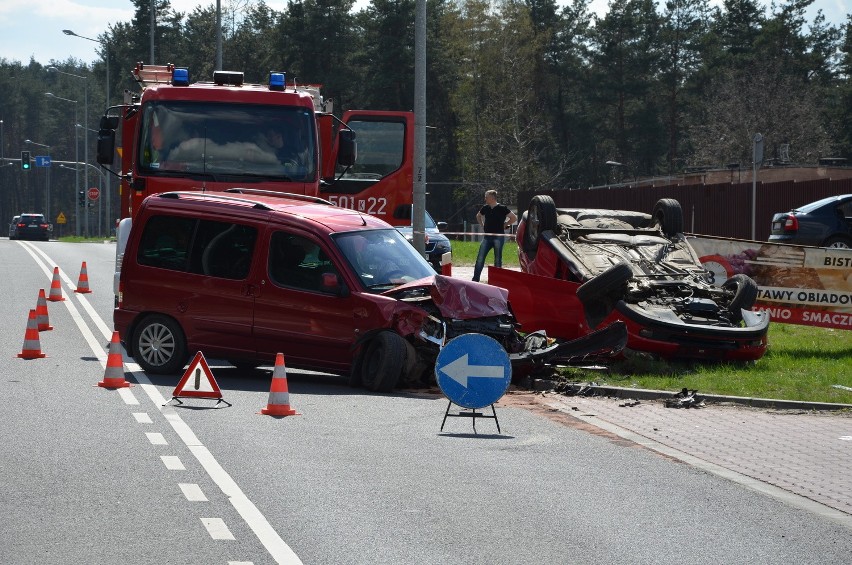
[138,101,316,181]
[333,229,435,290]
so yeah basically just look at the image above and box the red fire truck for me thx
[97,63,414,225]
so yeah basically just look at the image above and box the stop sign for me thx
[87,187,100,201]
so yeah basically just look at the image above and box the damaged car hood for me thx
[383,274,511,320]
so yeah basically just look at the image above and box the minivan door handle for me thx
[243,283,259,297]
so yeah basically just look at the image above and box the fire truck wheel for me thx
[722,274,758,322]
[651,198,684,237]
[132,314,188,375]
[523,195,557,253]
[359,331,407,392]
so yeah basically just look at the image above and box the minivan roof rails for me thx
[223,188,334,206]
[157,191,274,210]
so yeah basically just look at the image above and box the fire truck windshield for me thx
[139,102,316,181]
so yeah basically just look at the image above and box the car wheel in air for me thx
[359,331,407,392]
[132,314,188,374]
[823,236,851,249]
[651,198,684,237]
[722,274,759,322]
[523,195,557,253]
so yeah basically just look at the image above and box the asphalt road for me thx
[3,238,852,564]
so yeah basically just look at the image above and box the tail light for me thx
[117,281,123,308]
[783,214,799,232]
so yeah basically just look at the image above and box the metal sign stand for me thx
[440,401,501,434]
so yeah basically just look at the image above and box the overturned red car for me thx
[490,196,769,361]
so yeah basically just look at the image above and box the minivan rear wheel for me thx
[132,314,188,374]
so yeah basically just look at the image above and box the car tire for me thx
[523,195,557,254]
[132,314,188,374]
[359,331,407,392]
[722,274,759,322]
[823,236,852,249]
[576,262,633,305]
[652,198,684,237]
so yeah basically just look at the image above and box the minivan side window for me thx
[137,215,195,271]
[268,231,339,292]
[138,215,257,280]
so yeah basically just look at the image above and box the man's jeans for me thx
[472,235,505,282]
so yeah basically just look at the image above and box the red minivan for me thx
[115,190,626,391]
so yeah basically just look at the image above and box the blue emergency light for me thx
[269,72,286,91]
[172,67,190,86]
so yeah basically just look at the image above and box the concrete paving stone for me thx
[536,393,852,519]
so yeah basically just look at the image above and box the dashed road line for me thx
[21,242,304,565]
[161,455,185,470]
[146,432,168,445]
[133,412,153,424]
[180,483,208,502]
[201,517,236,540]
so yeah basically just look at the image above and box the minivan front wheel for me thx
[359,331,407,392]
[132,314,188,374]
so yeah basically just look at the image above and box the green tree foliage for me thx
[2,0,850,226]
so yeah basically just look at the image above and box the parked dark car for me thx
[395,211,452,271]
[8,215,20,239]
[12,213,51,241]
[489,196,769,362]
[769,194,852,249]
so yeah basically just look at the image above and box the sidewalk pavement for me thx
[452,263,852,525]
[535,391,852,527]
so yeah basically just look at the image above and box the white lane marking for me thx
[179,483,208,502]
[119,387,139,405]
[17,241,140,405]
[133,367,304,564]
[161,455,185,470]
[22,243,304,565]
[133,412,153,424]
[201,518,236,540]
[146,432,168,445]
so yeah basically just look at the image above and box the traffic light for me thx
[78,191,85,207]
[21,151,31,171]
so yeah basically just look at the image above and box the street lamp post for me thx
[63,29,112,234]
[45,92,80,236]
[24,139,51,218]
[49,67,88,236]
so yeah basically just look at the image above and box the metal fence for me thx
[518,178,852,241]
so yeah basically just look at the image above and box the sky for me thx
[0,0,849,66]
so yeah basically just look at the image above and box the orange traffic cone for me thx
[97,331,132,388]
[75,261,92,294]
[260,353,300,416]
[35,289,53,331]
[16,309,46,359]
[47,267,65,302]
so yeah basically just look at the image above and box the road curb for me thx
[526,380,852,412]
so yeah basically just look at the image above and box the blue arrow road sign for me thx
[435,333,511,409]
[35,156,51,167]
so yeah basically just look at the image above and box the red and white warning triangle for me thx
[172,352,223,399]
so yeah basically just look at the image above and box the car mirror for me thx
[337,129,357,167]
[437,221,447,231]
[96,129,116,165]
[322,272,349,297]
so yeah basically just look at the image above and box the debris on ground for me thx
[619,400,641,407]
[665,388,705,408]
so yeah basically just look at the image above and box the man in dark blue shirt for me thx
[473,189,518,282]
